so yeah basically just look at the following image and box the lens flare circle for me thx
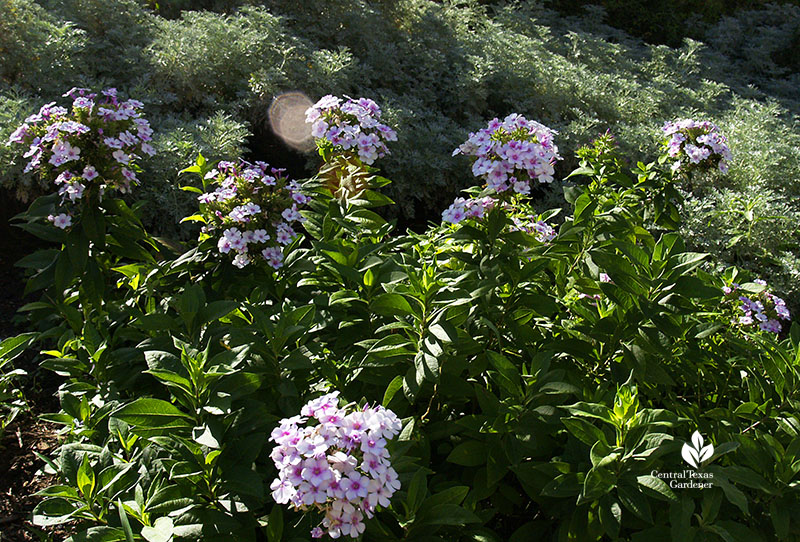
[268,92,314,151]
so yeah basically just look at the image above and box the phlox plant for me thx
[185,158,309,269]
[7,87,154,228]
[10,89,800,542]
[306,95,397,166]
[452,113,560,195]
[661,118,733,175]
[442,193,558,243]
[723,278,791,334]
[443,114,560,244]
[269,392,402,539]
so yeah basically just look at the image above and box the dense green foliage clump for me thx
[4,119,800,540]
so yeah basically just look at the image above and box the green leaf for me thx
[667,252,709,275]
[421,486,469,509]
[145,486,194,515]
[770,500,789,539]
[32,498,78,526]
[540,473,582,498]
[145,370,192,393]
[266,504,283,542]
[617,485,652,523]
[574,193,596,224]
[180,214,206,224]
[599,496,622,539]
[112,398,193,428]
[485,350,521,397]
[415,504,481,526]
[563,402,614,425]
[82,204,106,246]
[406,469,428,515]
[67,526,128,542]
[371,293,416,318]
[383,375,404,406]
[447,440,487,467]
[637,475,678,502]
[67,228,89,274]
[141,517,173,542]
[54,250,73,294]
[562,417,607,447]
[197,300,239,325]
[0,333,36,364]
[428,322,458,343]
[118,499,135,542]
[14,249,59,270]
[77,455,95,499]
[710,470,749,515]
[581,467,616,502]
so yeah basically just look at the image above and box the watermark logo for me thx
[681,430,714,469]
[651,431,715,489]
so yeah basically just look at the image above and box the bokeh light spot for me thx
[268,92,315,151]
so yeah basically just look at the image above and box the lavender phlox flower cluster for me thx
[662,119,732,174]
[7,87,154,229]
[269,392,402,539]
[453,114,561,194]
[441,196,496,224]
[441,195,558,246]
[305,95,397,165]
[724,280,791,334]
[198,160,309,270]
[509,216,557,243]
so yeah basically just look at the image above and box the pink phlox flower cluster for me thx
[442,196,496,224]
[269,392,402,539]
[198,160,308,270]
[306,95,397,165]
[662,119,732,174]
[724,281,790,334]
[7,88,155,227]
[453,114,560,194]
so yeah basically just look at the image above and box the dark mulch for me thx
[0,415,61,542]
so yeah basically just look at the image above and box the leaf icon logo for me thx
[681,431,714,469]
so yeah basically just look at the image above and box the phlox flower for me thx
[48,213,72,229]
[454,114,560,194]
[661,118,732,175]
[269,395,401,539]
[121,168,137,182]
[193,160,308,269]
[82,165,99,181]
[9,85,153,228]
[723,280,791,334]
[306,95,396,166]
[232,253,250,268]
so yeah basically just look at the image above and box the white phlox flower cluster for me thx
[197,160,308,269]
[662,119,732,174]
[305,95,397,165]
[442,196,496,224]
[453,114,561,193]
[269,392,402,539]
